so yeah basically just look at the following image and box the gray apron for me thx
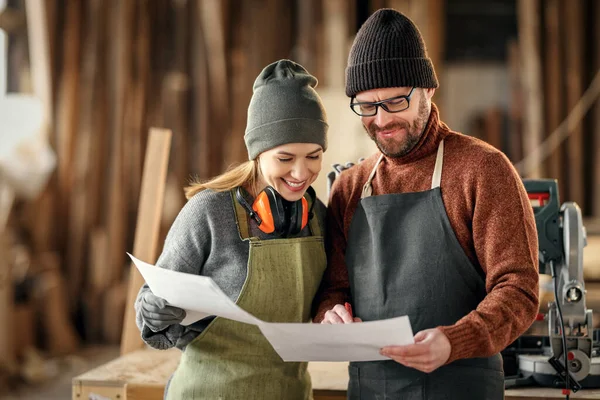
[346,141,504,400]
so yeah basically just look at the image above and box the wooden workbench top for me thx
[72,349,600,399]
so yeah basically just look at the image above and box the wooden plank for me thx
[106,0,135,286]
[125,0,151,220]
[507,39,524,163]
[24,0,52,125]
[517,0,543,178]
[120,128,172,355]
[125,383,165,400]
[53,0,82,247]
[485,107,503,151]
[562,0,585,207]
[73,348,180,386]
[65,0,103,309]
[594,1,600,218]
[543,0,566,197]
[227,2,251,174]
[0,232,14,367]
[23,0,55,254]
[386,0,411,16]
[36,252,79,356]
[323,0,349,89]
[199,0,230,170]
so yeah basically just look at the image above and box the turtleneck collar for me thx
[383,102,449,165]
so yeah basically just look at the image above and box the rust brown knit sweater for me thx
[312,103,539,364]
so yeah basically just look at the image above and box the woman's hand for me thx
[140,291,186,332]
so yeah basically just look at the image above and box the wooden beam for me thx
[199,0,229,172]
[323,0,349,89]
[121,128,172,355]
[53,0,81,250]
[106,0,135,286]
[562,0,584,207]
[507,40,524,163]
[517,0,543,178]
[543,0,566,195]
[66,0,103,310]
[594,0,600,218]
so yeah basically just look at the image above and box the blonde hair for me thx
[184,160,259,200]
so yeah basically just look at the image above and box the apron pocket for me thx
[348,364,425,400]
[427,364,504,400]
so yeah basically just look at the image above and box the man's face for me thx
[355,87,434,158]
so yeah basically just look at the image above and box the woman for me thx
[135,59,329,399]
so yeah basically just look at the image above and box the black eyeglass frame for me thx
[349,87,416,117]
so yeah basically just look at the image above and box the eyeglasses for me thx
[350,87,415,117]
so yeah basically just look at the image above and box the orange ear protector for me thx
[236,186,316,237]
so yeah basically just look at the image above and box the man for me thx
[312,8,539,399]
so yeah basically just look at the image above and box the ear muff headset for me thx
[236,186,316,237]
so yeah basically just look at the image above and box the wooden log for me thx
[562,0,585,207]
[517,0,544,178]
[121,128,172,355]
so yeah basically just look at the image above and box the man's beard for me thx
[366,94,430,158]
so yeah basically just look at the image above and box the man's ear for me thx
[424,88,436,100]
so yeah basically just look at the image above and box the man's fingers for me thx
[387,357,434,373]
[380,343,429,358]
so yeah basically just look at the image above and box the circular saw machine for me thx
[504,179,600,392]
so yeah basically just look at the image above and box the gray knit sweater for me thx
[135,188,326,350]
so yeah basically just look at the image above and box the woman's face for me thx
[257,143,324,202]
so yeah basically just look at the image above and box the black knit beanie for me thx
[345,8,439,97]
[245,59,328,160]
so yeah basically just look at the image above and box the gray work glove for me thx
[140,291,186,333]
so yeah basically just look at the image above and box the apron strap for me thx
[361,154,384,199]
[231,189,251,240]
[431,140,444,189]
[361,140,445,198]
[306,188,322,237]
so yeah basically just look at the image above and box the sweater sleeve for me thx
[135,193,213,350]
[439,151,540,363]
[312,178,351,321]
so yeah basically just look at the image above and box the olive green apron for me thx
[166,190,326,400]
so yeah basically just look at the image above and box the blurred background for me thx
[0,0,599,398]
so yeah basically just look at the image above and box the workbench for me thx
[72,348,600,399]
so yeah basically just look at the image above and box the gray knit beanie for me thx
[345,8,439,97]
[245,59,328,160]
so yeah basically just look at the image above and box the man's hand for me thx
[380,328,451,373]
[320,304,362,324]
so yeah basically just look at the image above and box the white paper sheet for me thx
[130,254,415,362]
[258,316,413,361]
[129,254,260,325]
